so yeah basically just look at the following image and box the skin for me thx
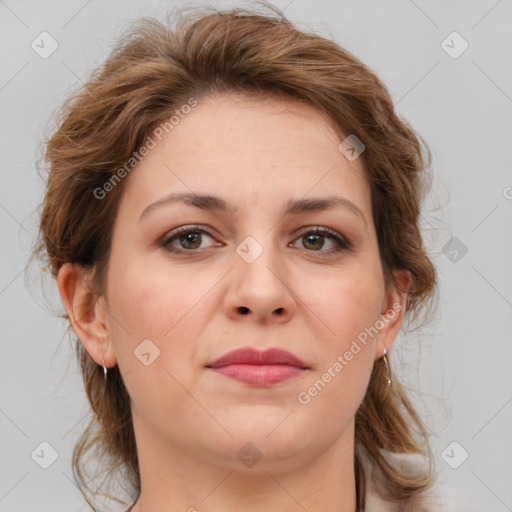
[58,93,411,512]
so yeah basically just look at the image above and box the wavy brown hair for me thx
[34,4,439,511]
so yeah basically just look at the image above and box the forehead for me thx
[120,93,371,219]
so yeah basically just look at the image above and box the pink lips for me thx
[206,348,308,387]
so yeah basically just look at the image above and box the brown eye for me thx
[291,227,350,254]
[178,232,202,250]
[302,233,325,250]
[162,226,219,253]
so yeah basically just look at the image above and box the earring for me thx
[382,346,392,387]
[102,356,108,383]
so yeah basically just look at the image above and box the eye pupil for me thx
[179,232,201,249]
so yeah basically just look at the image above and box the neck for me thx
[129,416,358,512]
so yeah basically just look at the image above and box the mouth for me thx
[206,348,309,387]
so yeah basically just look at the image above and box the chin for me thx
[214,413,312,456]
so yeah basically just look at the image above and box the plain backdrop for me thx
[1,0,511,510]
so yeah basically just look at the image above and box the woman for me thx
[35,4,450,511]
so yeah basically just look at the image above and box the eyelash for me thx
[161,225,352,256]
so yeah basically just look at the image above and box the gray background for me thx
[1,0,511,510]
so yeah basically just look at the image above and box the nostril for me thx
[239,306,250,314]
[275,308,283,314]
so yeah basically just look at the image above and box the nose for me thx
[223,242,296,324]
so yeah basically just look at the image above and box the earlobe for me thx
[375,270,413,360]
[56,263,116,368]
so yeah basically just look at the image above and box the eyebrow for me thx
[139,192,367,226]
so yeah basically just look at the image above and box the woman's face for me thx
[100,93,404,471]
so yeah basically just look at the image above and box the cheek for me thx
[294,262,384,412]
[104,257,200,377]
[107,253,211,337]
[105,261,213,425]
[303,267,384,353]
[293,285,379,440]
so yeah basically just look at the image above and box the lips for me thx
[207,348,308,369]
[206,348,308,387]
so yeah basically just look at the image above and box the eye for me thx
[290,227,350,254]
[160,225,351,255]
[161,226,220,253]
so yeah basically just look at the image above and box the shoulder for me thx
[359,448,456,512]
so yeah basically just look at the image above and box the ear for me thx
[374,269,412,360]
[57,262,117,369]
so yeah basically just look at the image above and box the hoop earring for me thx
[102,356,108,384]
[382,346,392,388]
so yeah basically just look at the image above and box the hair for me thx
[34,3,439,511]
